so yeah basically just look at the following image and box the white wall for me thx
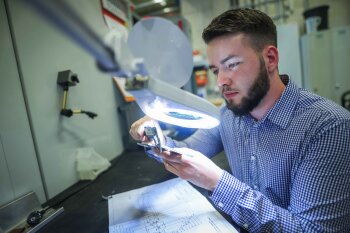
[5,0,125,199]
[181,0,230,53]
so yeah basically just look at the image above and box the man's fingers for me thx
[160,151,182,163]
[129,122,141,140]
[164,161,179,175]
[129,116,154,141]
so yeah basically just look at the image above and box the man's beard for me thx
[225,58,270,116]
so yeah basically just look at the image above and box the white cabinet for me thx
[0,0,46,205]
[332,27,350,105]
[301,27,350,106]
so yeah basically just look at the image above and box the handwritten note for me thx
[108,178,238,233]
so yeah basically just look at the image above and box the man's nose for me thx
[217,70,232,87]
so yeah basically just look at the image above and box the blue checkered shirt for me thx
[165,76,350,232]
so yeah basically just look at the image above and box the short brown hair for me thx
[202,8,277,52]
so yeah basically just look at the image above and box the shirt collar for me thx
[264,75,300,129]
[241,75,299,129]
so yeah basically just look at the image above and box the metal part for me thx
[0,192,40,232]
[27,207,64,233]
[144,126,162,152]
[0,192,64,233]
[137,142,182,155]
[57,70,98,119]
[62,90,68,109]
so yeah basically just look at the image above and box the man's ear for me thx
[263,46,279,73]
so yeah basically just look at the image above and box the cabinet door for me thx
[0,136,14,206]
[332,26,350,105]
[0,0,46,205]
[301,31,334,101]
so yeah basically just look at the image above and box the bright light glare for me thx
[143,100,220,129]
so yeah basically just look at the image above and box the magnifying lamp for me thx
[25,0,220,129]
[126,17,220,129]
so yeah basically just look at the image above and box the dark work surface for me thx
[38,149,241,233]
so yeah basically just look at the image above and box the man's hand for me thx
[129,116,165,144]
[159,148,223,191]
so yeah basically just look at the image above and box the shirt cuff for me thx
[164,136,176,148]
[210,171,247,214]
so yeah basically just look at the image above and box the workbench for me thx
[38,149,240,233]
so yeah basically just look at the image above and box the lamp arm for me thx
[26,0,124,76]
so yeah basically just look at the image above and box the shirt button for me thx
[218,202,224,208]
[243,223,249,229]
[251,155,255,160]
[253,185,258,190]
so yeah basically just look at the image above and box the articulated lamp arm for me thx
[26,0,220,129]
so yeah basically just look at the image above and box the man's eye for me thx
[228,62,241,69]
[211,69,218,76]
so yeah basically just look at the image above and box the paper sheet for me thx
[108,178,238,233]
